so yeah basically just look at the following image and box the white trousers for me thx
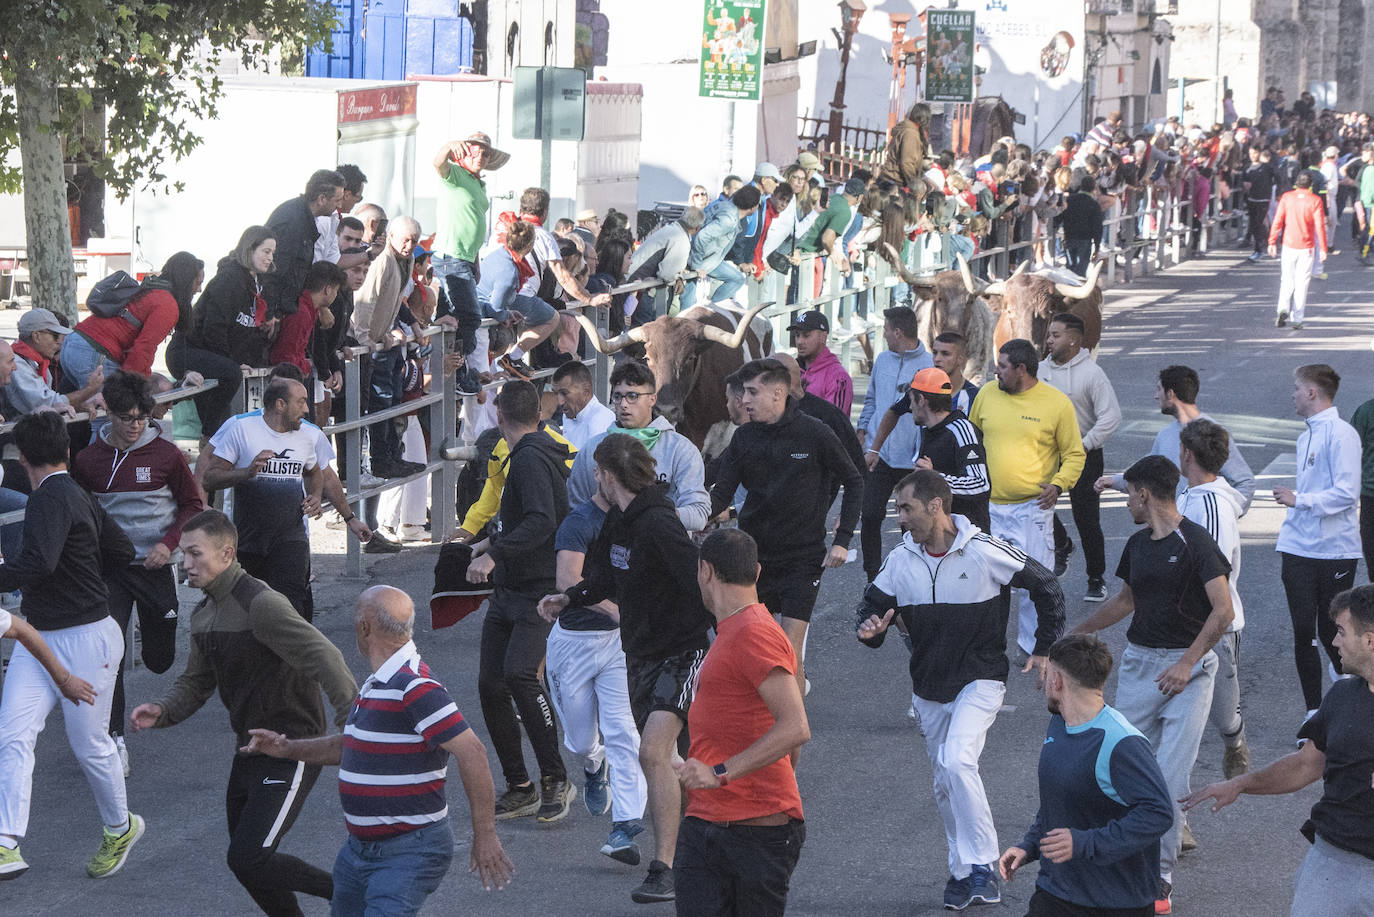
[988,500,1052,656]
[1277,246,1315,323]
[544,623,647,823]
[378,417,429,529]
[912,679,1005,879]
[0,616,127,838]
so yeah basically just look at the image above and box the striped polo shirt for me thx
[339,641,469,840]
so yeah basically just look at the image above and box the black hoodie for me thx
[186,255,271,366]
[709,399,864,564]
[489,429,571,595]
[565,483,712,660]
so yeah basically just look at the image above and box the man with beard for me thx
[998,635,1172,917]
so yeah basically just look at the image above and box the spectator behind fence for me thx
[627,207,704,298]
[5,308,103,418]
[0,340,27,561]
[314,163,369,271]
[315,218,368,426]
[71,371,203,779]
[352,216,425,481]
[60,252,204,389]
[270,260,346,381]
[684,185,761,308]
[880,102,932,189]
[169,226,278,438]
[261,169,344,320]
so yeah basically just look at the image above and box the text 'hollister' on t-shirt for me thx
[209,414,319,553]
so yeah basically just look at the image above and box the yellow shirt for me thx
[968,380,1085,504]
[460,426,577,533]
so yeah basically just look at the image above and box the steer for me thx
[895,250,998,382]
[574,300,774,449]
[983,259,1104,356]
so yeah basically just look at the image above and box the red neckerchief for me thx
[12,339,49,383]
[508,248,536,288]
[253,284,269,325]
[519,212,544,227]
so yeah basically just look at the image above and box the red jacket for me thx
[74,289,179,376]
[1268,188,1328,252]
[270,290,321,375]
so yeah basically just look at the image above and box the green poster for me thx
[925,10,975,103]
[699,0,767,102]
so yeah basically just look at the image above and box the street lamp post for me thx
[826,0,867,158]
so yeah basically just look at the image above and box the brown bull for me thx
[574,301,773,449]
[893,249,998,382]
[983,259,1104,356]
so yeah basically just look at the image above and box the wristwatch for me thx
[712,763,730,787]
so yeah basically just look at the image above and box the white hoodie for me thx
[1038,349,1122,452]
[1179,477,1246,631]
[1275,406,1362,560]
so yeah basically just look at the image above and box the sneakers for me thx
[372,459,426,480]
[601,820,644,866]
[499,355,534,381]
[397,523,430,543]
[1054,539,1075,577]
[1180,820,1197,852]
[537,775,574,823]
[494,782,540,820]
[583,759,611,817]
[1247,251,1263,261]
[1276,310,1288,327]
[968,864,1001,904]
[631,859,675,903]
[1291,322,1304,331]
[86,814,145,878]
[943,873,972,910]
[115,735,130,778]
[1155,879,1173,915]
[1084,578,1108,602]
[363,532,402,555]
[0,844,28,880]
[1223,740,1251,779]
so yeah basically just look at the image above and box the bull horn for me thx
[956,254,986,295]
[698,301,773,349]
[572,312,648,354]
[982,278,1006,298]
[1054,259,1104,300]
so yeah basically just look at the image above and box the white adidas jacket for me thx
[1179,478,1245,631]
[1275,406,1361,561]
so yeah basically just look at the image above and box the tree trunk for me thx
[14,57,77,323]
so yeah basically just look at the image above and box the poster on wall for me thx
[698,0,768,102]
[924,10,976,103]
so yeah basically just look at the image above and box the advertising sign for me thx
[699,1,767,102]
[337,83,418,124]
[924,10,975,103]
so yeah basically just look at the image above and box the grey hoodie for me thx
[566,415,711,532]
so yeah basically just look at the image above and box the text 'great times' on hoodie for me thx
[489,429,572,595]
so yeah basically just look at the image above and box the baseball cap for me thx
[909,367,952,395]
[843,177,867,197]
[786,310,829,334]
[461,131,510,171]
[797,151,821,171]
[755,161,783,181]
[18,308,67,337]
[430,541,493,629]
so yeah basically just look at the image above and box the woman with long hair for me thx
[61,252,205,388]
[168,225,276,436]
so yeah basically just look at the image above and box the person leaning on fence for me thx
[168,225,278,438]
[60,252,205,389]
[72,370,204,779]
[261,168,344,321]
[627,206,704,306]
[683,184,761,308]
[3,308,103,419]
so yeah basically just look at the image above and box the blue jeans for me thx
[331,818,454,917]
[367,347,406,468]
[59,332,123,390]
[432,255,482,357]
[0,487,24,562]
[682,260,747,308]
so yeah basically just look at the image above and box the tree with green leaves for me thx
[0,1,336,320]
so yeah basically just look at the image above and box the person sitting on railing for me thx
[879,102,932,190]
[72,371,204,779]
[683,184,762,309]
[60,253,204,389]
[3,308,104,420]
[628,206,704,311]
[352,216,427,482]
[168,226,278,438]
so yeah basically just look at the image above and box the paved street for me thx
[3,244,1371,916]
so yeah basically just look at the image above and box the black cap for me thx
[843,177,867,197]
[786,310,829,334]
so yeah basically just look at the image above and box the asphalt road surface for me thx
[4,242,1371,916]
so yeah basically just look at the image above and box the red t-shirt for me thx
[685,604,803,823]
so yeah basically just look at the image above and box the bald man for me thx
[243,585,513,915]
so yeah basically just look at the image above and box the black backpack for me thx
[87,271,169,329]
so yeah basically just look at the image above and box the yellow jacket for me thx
[460,425,577,534]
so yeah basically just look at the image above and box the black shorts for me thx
[757,557,824,624]
[1025,888,1153,917]
[626,649,706,731]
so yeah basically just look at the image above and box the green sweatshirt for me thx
[1350,398,1374,496]
[155,562,357,747]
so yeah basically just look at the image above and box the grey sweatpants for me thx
[1113,642,1216,884]
[1291,836,1374,916]
[1208,631,1245,746]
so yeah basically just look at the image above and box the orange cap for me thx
[909,367,952,394]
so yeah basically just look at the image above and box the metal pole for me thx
[723,101,736,185]
[344,353,363,578]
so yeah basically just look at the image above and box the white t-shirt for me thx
[0,607,11,637]
[520,225,563,296]
[560,398,615,453]
[314,211,342,264]
[209,413,320,551]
